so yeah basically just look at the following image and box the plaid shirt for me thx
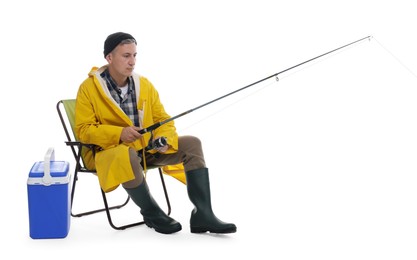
[100,69,139,126]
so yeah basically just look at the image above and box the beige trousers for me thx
[123,135,206,188]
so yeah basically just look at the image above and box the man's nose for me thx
[129,56,136,65]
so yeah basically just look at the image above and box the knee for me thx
[181,135,202,147]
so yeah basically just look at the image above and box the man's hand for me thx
[155,144,168,153]
[153,136,168,153]
[120,126,142,143]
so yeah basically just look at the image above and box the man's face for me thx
[107,42,137,78]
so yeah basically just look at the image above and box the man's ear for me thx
[105,53,112,63]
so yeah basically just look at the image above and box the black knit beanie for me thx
[103,32,136,58]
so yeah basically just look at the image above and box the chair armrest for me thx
[65,141,96,150]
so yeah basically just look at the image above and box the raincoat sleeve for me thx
[75,79,123,150]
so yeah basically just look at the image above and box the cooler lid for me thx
[28,161,70,185]
[29,161,69,178]
[28,148,70,185]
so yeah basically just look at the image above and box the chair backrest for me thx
[57,99,95,171]
[61,99,77,139]
[57,99,77,144]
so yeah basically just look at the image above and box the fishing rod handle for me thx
[138,123,160,134]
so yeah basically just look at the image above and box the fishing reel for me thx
[150,136,167,149]
[145,133,167,151]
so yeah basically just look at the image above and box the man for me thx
[75,32,236,234]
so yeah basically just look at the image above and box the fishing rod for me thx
[139,35,371,136]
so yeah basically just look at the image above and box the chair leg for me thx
[101,189,145,230]
[70,168,131,217]
[158,168,172,216]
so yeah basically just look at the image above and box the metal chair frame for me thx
[56,99,171,230]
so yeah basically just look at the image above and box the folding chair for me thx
[56,99,172,230]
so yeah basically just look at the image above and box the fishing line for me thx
[372,36,417,80]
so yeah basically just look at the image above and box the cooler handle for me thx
[42,147,55,185]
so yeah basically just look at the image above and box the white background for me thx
[1,0,417,259]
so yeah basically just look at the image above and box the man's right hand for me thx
[120,126,142,143]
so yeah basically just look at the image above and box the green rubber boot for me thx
[125,181,182,234]
[186,168,236,233]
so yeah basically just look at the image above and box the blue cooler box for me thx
[27,148,71,239]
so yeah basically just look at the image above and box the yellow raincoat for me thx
[75,66,186,192]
